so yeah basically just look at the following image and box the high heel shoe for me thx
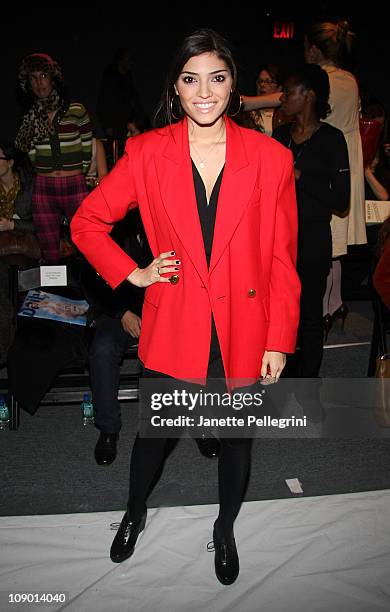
[323,313,333,341]
[332,303,349,330]
[324,304,349,340]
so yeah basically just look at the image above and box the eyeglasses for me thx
[257,78,277,86]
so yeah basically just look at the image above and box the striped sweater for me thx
[27,102,92,173]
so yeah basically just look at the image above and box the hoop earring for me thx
[170,95,181,120]
[228,92,243,117]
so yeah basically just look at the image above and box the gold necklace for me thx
[190,126,225,169]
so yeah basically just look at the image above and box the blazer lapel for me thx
[154,118,209,285]
[209,118,258,274]
[154,117,258,281]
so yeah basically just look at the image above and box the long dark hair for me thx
[154,29,240,127]
[0,140,34,190]
[0,140,32,173]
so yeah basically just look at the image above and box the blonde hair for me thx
[306,20,355,64]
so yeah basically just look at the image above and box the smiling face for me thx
[175,52,233,127]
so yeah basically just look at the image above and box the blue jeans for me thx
[88,315,138,433]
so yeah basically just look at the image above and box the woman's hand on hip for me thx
[260,350,286,384]
[127,251,180,288]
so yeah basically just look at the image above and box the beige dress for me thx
[323,62,367,257]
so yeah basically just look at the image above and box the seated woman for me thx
[0,140,38,365]
[363,101,390,203]
[365,142,390,258]
[360,103,390,284]
[0,140,36,238]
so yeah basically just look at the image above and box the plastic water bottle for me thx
[81,393,94,426]
[0,395,9,430]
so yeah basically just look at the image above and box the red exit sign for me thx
[274,22,295,39]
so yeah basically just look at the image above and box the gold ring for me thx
[169,274,179,285]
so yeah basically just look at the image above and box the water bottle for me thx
[0,395,10,430]
[81,392,94,426]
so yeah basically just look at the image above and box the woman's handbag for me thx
[0,230,41,260]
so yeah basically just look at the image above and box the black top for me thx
[191,160,225,376]
[192,160,224,266]
[273,122,350,224]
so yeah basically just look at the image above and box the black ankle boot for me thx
[209,523,239,585]
[110,509,147,563]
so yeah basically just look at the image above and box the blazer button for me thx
[248,289,256,298]
[169,274,180,285]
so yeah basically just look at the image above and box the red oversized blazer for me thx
[71,117,300,384]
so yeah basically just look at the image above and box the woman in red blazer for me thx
[71,29,300,585]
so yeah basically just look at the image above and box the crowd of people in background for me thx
[0,21,390,584]
[0,22,389,382]
[0,21,388,384]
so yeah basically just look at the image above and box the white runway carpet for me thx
[1,490,390,611]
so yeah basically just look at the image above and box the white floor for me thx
[1,490,390,612]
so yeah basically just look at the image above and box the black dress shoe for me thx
[94,432,118,466]
[110,510,147,563]
[194,434,220,458]
[209,524,239,585]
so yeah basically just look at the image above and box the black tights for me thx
[128,434,252,533]
[130,334,252,534]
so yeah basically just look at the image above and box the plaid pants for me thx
[32,175,88,264]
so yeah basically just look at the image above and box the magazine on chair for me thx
[18,290,89,326]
